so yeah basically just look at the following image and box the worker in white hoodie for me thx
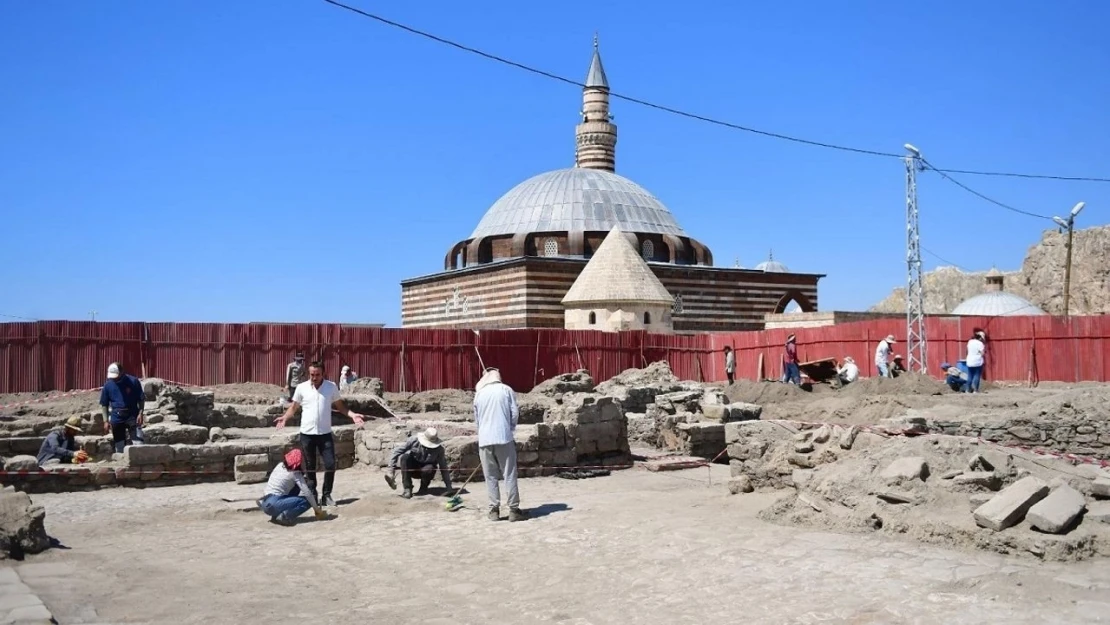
[473,368,526,522]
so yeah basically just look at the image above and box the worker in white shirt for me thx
[275,361,367,507]
[836,356,859,387]
[723,346,736,385]
[874,335,895,377]
[965,330,987,393]
[257,448,327,526]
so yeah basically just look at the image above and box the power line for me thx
[921,247,970,271]
[920,158,1053,221]
[0,313,38,321]
[321,0,1110,183]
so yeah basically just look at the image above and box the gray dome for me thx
[756,260,790,273]
[469,168,688,239]
[951,292,1047,317]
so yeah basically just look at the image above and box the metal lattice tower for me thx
[904,144,927,373]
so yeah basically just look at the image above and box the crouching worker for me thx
[942,362,968,392]
[384,428,453,498]
[258,449,327,526]
[37,416,89,467]
[835,357,859,388]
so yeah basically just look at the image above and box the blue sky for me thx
[2,1,1107,324]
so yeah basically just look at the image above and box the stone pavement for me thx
[0,562,115,625]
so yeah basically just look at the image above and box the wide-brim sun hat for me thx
[417,427,442,449]
[64,416,83,432]
[885,335,896,343]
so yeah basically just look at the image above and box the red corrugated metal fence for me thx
[1,316,1106,394]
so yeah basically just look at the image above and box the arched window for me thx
[672,294,684,314]
[543,238,558,257]
[642,239,654,261]
[588,312,596,325]
[643,311,651,324]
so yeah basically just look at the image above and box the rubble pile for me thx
[728,419,1110,561]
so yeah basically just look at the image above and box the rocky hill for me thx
[871,224,1110,316]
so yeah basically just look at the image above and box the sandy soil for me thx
[18,466,1110,625]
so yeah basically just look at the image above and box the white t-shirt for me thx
[966,339,986,368]
[292,379,342,435]
[839,362,860,383]
[875,340,892,366]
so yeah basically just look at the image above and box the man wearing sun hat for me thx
[37,416,89,467]
[385,427,453,499]
[874,335,896,378]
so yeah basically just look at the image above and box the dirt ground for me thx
[723,378,1107,426]
[16,465,1110,625]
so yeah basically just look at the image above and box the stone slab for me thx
[122,444,174,467]
[641,457,706,472]
[0,592,43,611]
[1027,484,1086,534]
[1086,501,1110,524]
[0,570,18,585]
[5,603,53,622]
[1092,478,1110,498]
[973,476,1050,532]
[968,493,993,512]
[953,471,1002,491]
[880,456,928,482]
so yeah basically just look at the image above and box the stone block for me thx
[123,444,174,467]
[701,404,728,422]
[812,425,831,444]
[973,476,1050,532]
[880,457,928,482]
[234,454,269,471]
[3,456,38,472]
[728,402,762,422]
[1086,501,1110,525]
[794,441,814,454]
[727,475,753,494]
[517,451,540,465]
[1026,484,1086,534]
[142,424,209,445]
[968,493,993,512]
[140,465,165,481]
[792,469,814,489]
[839,425,860,450]
[724,420,786,445]
[6,604,53,622]
[1092,478,1110,498]
[953,471,1002,491]
[235,470,268,485]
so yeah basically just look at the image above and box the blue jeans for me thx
[784,363,801,385]
[876,363,890,378]
[260,494,311,522]
[966,366,983,393]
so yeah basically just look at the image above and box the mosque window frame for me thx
[642,239,654,261]
[543,238,559,257]
[643,311,651,324]
[588,312,597,325]
[672,294,684,315]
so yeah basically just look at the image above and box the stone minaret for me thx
[575,35,618,172]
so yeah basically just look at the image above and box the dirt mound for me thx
[724,380,810,404]
[839,373,948,397]
[531,370,594,396]
[754,435,1110,561]
[346,378,385,397]
[1017,386,1110,422]
[597,361,678,390]
[407,389,474,415]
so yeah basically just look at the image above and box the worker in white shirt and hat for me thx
[875,335,896,378]
[385,427,454,499]
[836,356,859,387]
[339,365,358,392]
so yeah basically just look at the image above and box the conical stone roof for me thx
[562,227,674,305]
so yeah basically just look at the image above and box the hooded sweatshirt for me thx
[473,369,518,446]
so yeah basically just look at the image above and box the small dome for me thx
[469,168,688,239]
[986,267,1003,277]
[755,260,790,273]
[951,292,1047,316]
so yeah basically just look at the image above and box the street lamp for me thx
[1052,201,1085,318]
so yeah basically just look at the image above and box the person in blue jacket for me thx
[99,362,146,453]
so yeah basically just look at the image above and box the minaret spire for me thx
[575,34,617,172]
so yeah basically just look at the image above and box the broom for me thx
[444,463,483,512]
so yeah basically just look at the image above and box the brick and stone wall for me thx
[402,257,823,331]
[928,416,1110,461]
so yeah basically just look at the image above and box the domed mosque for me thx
[401,38,824,331]
[951,268,1047,317]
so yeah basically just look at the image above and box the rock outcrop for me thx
[871,224,1110,315]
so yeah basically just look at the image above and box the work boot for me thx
[487,506,500,521]
[415,486,429,496]
[401,488,413,499]
[384,472,397,490]
[270,515,296,527]
[508,507,528,522]
[323,494,336,507]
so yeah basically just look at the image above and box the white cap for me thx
[341,365,350,373]
[107,363,120,379]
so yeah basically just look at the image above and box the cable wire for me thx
[919,158,1054,221]
[321,0,1110,183]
